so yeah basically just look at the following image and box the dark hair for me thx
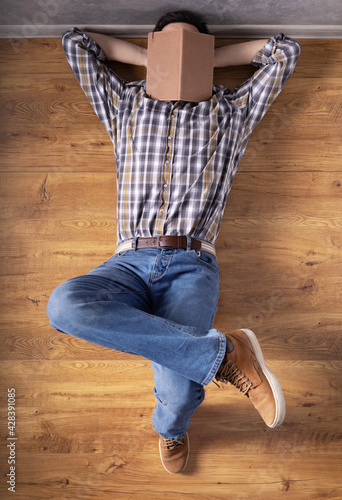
[153,10,210,35]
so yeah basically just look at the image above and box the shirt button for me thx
[164,183,168,188]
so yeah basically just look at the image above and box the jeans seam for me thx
[149,252,173,284]
[201,331,226,386]
[194,256,220,275]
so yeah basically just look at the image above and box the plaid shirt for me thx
[62,28,300,244]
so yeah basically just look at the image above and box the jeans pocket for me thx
[193,250,220,275]
[108,250,129,260]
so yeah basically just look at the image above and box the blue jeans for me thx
[47,247,226,439]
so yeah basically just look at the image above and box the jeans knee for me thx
[46,281,75,331]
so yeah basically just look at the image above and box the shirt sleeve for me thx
[62,27,125,142]
[231,33,301,153]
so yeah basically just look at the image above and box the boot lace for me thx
[162,437,185,451]
[214,360,253,395]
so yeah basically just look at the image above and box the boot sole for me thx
[240,328,286,428]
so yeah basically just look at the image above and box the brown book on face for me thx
[146,29,215,102]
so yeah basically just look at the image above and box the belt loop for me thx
[186,236,192,251]
[132,237,137,251]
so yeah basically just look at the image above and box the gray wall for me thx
[1,0,341,26]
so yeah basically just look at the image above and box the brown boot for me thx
[159,433,190,474]
[215,329,285,428]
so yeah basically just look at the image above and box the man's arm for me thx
[214,39,269,67]
[84,32,147,67]
[62,28,129,142]
[223,33,300,170]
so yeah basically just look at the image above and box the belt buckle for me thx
[156,236,161,248]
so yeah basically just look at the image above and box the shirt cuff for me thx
[68,27,107,61]
[252,32,285,67]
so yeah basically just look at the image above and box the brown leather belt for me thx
[115,236,216,256]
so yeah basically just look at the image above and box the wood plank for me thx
[218,217,342,267]
[0,76,100,128]
[217,264,342,315]
[0,407,155,454]
[0,359,155,408]
[1,216,341,268]
[0,264,341,314]
[1,123,341,172]
[0,219,117,267]
[0,394,341,456]
[0,38,71,73]
[270,78,342,126]
[1,313,341,362]
[241,124,342,172]
[0,313,139,361]
[0,360,340,414]
[0,38,148,80]
[225,171,342,219]
[1,38,341,79]
[1,172,342,221]
[1,75,340,130]
[0,453,341,499]
[0,173,117,220]
[0,124,116,172]
[213,313,342,360]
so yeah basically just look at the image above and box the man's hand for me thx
[84,32,147,67]
[214,39,268,67]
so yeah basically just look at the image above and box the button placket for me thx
[156,105,178,234]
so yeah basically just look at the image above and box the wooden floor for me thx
[0,36,342,499]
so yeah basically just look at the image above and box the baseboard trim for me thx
[0,24,341,39]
